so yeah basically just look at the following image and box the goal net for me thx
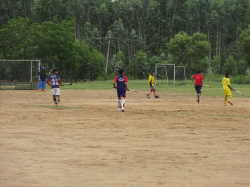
[0,60,41,90]
[155,63,186,86]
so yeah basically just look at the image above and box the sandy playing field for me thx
[0,90,250,187]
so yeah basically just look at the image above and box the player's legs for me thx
[224,95,228,106]
[117,92,122,111]
[195,85,202,103]
[147,88,152,98]
[51,89,58,106]
[55,88,60,103]
[227,91,233,105]
[120,92,126,112]
[37,81,42,91]
[41,81,46,91]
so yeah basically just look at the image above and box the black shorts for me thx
[195,85,202,94]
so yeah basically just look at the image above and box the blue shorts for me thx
[195,85,202,95]
[37,81,46,90]
[117,91,126,98]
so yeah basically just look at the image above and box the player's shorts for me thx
[51,88,60,95]
[150,86,155,91]
[37,81,46,90]
[224,89,232,96]
[117,91,126,98]
[195,85,202,94]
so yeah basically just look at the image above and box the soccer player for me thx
[190,70,203,103]
[146,70,159,99]
[37,67,46,91]
[222,73,234,106]
[113,69,129,112]
[46,69,63,106]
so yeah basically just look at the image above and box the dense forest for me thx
[0,0,250,81]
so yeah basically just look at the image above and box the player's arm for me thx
[46,78,51,86]
[124,82,129,91]
[124,76,129,91]
[190,76,195,82]
[228,85,234,91]
[113,76,118,88]
[57,78,64,86]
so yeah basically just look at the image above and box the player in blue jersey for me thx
[46,69,64,106]
[113,69,129,112]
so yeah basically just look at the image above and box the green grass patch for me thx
[60,80,249,98]
[38,105,83,109]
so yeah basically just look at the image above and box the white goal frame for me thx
[155,63,186,86]
[0,59,41,83]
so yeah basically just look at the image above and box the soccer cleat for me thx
[228,101,233,105]
[118,108,121,111]
[122,108,125,112]
[146,94,150,99]
[155,95,159,98]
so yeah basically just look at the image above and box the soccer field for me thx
[0,82,250,187]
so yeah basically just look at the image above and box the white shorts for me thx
[51,88,60,95]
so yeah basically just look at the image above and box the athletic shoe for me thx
[118,108,121,111]
[228,101,233,105]
[122,109,125,112]
[146,94,150,99]
[155,95,159,98]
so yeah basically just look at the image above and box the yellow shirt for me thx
[222,77,230,90]
[148,75,155,86]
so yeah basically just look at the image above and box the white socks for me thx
[121,100,125,109]
[118,100,121,109]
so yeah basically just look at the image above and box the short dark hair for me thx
[119,69,124,74]
[225,73,230,77]
[198,70,202,74]
[151,70,155,73]
[52,69,58,73]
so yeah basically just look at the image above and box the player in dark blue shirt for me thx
[113,69,129,112]
[46,69,63,106]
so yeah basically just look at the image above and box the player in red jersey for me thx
[190,70,203,103]
[113,69,129,112]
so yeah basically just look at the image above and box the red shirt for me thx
[192,74,203,85]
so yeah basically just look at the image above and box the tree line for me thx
[0,0,250,80]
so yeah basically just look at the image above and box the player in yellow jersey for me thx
[146,70,159,99]
[222,73,235,106]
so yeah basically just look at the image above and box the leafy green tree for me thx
[238,26,250,66]
[130,51,149,79]
[167,32,211,75]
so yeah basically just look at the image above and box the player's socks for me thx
[121,100,125,112]
[53,97,56,103]
[57,96,60,103]
[147,90,152,95]
[118,100,121,111]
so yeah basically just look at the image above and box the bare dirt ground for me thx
[0,90,250,187]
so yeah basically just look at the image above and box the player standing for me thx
[37,67,46,91]
[222,73,234,106]
[146,70,159,99]
[113,69,129,112]
[46,69,63,106]
[190,70,203,103]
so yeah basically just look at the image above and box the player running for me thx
[146,70,159,99]
[190,70,203,103]
[222,73,234,106]
[113,69,129,112]
[46,69,63,106]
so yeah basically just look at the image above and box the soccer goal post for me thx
[0,59,41,90]
[155,63,186,86]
